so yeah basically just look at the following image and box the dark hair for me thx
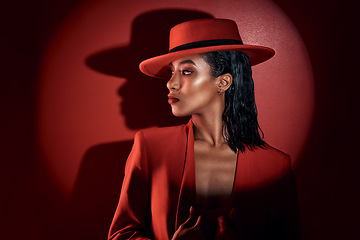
[201,51,267,153]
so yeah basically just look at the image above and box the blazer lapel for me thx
[175,120,196,230]
[231,149,254,204]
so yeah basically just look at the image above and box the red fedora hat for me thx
[139,18,275,78]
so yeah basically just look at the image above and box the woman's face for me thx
[167,54,221,117]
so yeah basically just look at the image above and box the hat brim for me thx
[139,44,275,78]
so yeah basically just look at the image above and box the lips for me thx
[168,95,179,104]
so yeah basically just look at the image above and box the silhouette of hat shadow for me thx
[62,10,215,239]
[86,9,214,129]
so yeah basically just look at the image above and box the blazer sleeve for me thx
[267,154,302,240]
[108,131,153,240]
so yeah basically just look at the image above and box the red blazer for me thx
[108,120,301,240]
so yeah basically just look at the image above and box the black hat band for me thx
[169,39,244,53]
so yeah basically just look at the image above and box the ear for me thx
[216,73,233,92]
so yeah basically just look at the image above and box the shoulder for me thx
[246,144,290,160]
[254,145,290,160]
[239,145,293,186]
[134,123,188,149]
[131,124,189,166]
[243,144,292,172]
[140,124,187,139]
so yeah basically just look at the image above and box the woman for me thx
[108,18,301,240]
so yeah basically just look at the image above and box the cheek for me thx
[184,76,216,98]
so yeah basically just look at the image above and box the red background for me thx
[36,0,314,200]
[1,0,359,239]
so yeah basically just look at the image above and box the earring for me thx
[218,90,222,95]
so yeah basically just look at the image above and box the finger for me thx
[192,215,202,230]
[218,216,228,231]
[181,207,198,228]
[189,206,195,216]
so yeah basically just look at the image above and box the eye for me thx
[182,70,193,75]
[168,69,174,76]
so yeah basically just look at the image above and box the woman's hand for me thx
[216,214,244,240]
[171,207,205,240]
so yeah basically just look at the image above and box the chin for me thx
[171,109,190,118]
[172,112,187,117]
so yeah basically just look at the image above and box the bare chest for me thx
[194,142,237,199]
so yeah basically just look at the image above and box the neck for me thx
[191,111,225,147]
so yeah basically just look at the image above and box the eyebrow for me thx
[169,59,197,67]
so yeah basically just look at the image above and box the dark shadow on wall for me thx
[63,140,133,240]
[62,9,214,240]
[85,9,214,129]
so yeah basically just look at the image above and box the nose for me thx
[166,73,180,91]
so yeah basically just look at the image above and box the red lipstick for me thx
[168,95,179,104]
